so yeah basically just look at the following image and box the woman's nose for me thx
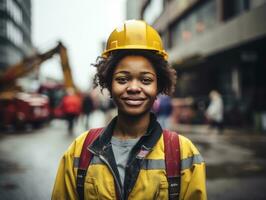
[126,81,141,93]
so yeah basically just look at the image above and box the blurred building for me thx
[0,0,33,72]
[126,1,142,20]
[127,0,266,128]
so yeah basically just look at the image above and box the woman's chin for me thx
[118,107,150,117]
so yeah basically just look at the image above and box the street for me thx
[0,120,76,200]
[175,125,266,200]
[0,115,266,199]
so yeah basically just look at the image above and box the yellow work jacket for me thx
[52,115,206,200]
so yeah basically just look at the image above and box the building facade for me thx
[0,0,33,72]
[129,0,266,128]
[126,0,142,19]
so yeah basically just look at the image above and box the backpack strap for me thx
[163,130,181,200]
[77,128,103,200]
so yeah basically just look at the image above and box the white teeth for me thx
[124,100,143,106]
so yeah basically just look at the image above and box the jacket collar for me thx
[89,113,162,155]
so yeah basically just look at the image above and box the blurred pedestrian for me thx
[52,20,206,200]
[156,94,173,128]
[61,88,81,135]
[82,93,94,130]
[206,90,224,133]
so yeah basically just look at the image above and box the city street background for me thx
[0,113,266,199]
[1,0,266,199]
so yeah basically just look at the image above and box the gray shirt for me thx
[111,136,140,187]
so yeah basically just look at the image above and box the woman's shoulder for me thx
[74,131,90,145]
[177,134,201,158]
[64,131,89,157]
[71,128,104,146]
[64,128,101,156]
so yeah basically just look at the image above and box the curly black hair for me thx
[92,50,177,96]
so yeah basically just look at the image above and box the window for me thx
[0,0,6,10]
[6,0,22,25]
[143,0,164,24]
[170,0,218,47]
[7,21,23,46]
[223,0,249,21]
[197,0,217,32]
[0,19,6,36]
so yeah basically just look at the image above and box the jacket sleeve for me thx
[179,136,207,200]
[51,142,78,200]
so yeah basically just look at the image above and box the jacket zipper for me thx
[88,148,123,200]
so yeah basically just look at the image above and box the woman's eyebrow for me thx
[141,72,156,76]
[113,71,156,76]
[113,71,130,75]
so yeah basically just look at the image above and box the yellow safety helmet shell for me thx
[102,20,168,60]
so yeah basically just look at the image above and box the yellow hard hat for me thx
[102,20,168,60]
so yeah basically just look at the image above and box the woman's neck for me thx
[113,112,150,139]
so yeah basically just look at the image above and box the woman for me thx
[52,20,206,200]
[206,90,224,133]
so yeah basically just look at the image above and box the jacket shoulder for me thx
[178,134,201,159]
[64,129,100,158]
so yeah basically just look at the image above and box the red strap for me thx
[163,130,180,177]
[79,128,103,169]
[163,130,181,200]
[77,128,103,200]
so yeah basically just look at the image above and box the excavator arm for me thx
[0,42,76,94]
[57,43,76,89]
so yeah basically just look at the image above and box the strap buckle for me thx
[168,176,180,199]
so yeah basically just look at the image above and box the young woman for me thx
[52,20,206,200]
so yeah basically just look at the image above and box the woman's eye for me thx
[115,77,128,84]
[141,78,153,84]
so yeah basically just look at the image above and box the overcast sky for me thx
[32,0,126,91]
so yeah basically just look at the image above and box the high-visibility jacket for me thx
[52,115,206,200]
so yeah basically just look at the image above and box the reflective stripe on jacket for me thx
[52,132,206,200]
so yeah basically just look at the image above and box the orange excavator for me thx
[0,42,78,129]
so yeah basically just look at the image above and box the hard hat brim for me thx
[102,46,168,60]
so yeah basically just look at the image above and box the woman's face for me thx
[111,55,158,117]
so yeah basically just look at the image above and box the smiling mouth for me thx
[122,98,145,106]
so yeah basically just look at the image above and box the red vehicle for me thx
[0,42,78,130]
[0,92,49,129]
[16,92,50,124]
